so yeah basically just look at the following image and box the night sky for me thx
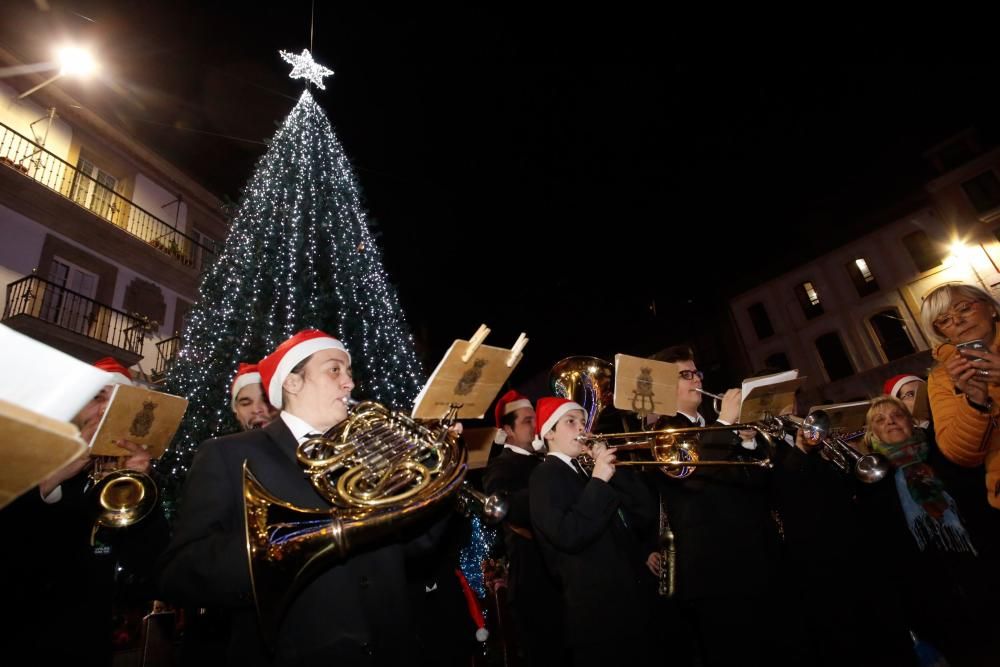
[4,3,1000,385]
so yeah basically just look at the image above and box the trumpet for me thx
[769,411,889,484]
[693,388,723,414]
[575,422,775,479]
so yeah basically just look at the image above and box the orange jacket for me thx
[929,330,1000,510]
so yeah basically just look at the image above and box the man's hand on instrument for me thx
[646,551,662,577]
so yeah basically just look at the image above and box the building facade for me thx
[0,48,227,381]
[730,131,1000,408]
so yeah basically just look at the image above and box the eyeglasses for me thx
[678,369,704,381]
[932,300,980,331]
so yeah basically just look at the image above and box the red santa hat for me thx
[93,357,134,387]
[535,396,586,441]
[231,362,263,410]
[883,374,924,399]
[493,389,533,445]
[258,329,351,409]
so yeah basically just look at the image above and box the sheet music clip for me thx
[412,325,528,421]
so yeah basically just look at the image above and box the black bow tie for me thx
[570,458,590,481]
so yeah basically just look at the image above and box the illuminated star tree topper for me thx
[280,48,335,89]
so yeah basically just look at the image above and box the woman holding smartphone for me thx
[920,283,1000,514]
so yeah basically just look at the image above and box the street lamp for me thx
[947,239,989,292]
[18,46,97,99]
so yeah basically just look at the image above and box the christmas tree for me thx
[158,50,425,488]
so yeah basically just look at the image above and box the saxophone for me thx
[657,498,676,598]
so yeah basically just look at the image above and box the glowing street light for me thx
[947,239,989,291]
[18,46,97,99]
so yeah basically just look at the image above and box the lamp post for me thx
[18,46,97,99]
[948,240,990,293]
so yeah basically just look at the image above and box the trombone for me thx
[575,422,776,479]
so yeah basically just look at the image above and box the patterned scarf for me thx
[869,430,976,554]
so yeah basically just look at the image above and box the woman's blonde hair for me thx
[861,395,912,451]
[919,282,1000,344]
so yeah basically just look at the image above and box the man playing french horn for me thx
[158,329,441,666]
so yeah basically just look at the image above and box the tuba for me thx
[549,356,614,432]
[243,400,506,642]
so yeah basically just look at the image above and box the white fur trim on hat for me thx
[106,373,133,387]
[268,337,350,408]
[889,375,924,399]
[231,372,262,410]
[503,398,532,415]
[494,428,508,445]
[540,401,585,440]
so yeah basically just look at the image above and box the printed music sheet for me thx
[0,398,87,509]
[89,384,188,458]
[808,400,871,437]
[613,354,679,417]
[0,324,112,421]
[411,334,523,420]
[739,370,801,422]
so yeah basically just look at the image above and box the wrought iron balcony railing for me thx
[3,274,147,355]
[0,120,216,268]
[152,334,182,382]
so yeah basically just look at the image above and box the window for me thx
[39,257,98,335]
[764,352,790,371]
[902,230,943,273]
[795,281,824,319]
[870,309,916,361]
[190,228,218,272]
[70,157,119,223]
[961,171,1000,214]
[815,332,854,381]
[747,302,774,340]
[846,258,879,296]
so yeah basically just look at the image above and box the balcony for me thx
[151,334,182,384]
[0,121,215,270]
[2,274,147,366]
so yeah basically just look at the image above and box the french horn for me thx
[243,400,506,641]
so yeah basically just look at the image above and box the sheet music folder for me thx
[808,400,871,437]
[89,384,189,458]
[0,398,87,510]
[738,370,802,423]
[411,326,525,421]
[612,354,679,417]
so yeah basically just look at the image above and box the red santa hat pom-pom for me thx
[454,568,489,642]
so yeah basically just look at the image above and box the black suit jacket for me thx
[157,418,432,666]
[651,414,780,600]
[529,456,655,646]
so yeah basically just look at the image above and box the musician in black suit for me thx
[0,357,162,666]
[644,346,782,667]
[529,397,656,667]
[482,390,565,666]
[158,330,438,666]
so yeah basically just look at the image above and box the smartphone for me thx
[956,339,989,358]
